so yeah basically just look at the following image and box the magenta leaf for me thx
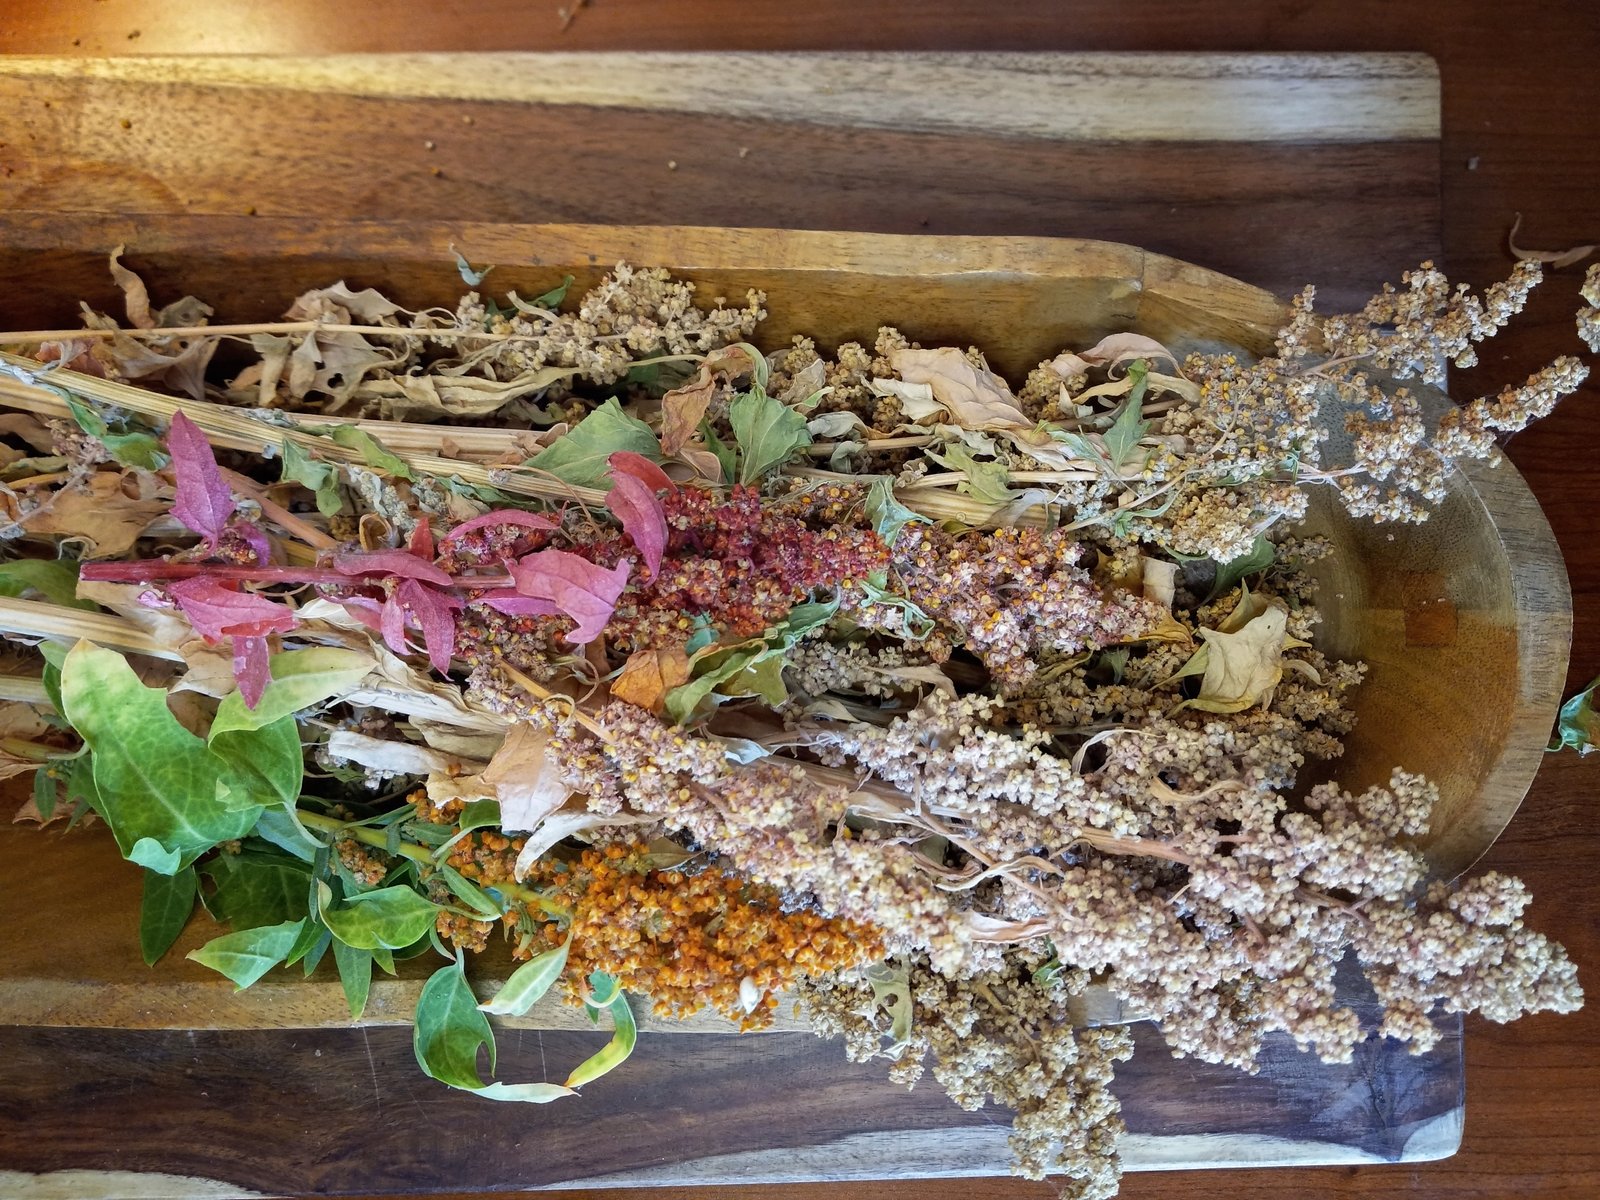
[607,451,676,494]
[407,519,435,562]
[168,577,298,642]
[167,411,236,549]
[338,596,385,633]
[605,471,668,578]
[442,509,560,543]
[331,550,454,587]
[233,636,271,709]
[481,594,562,618]
[398,579,462,673]
[511,549,631,644]
[380,592,409,658]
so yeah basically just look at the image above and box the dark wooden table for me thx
[2,4,1597,1199]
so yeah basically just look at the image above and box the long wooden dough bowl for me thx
[0,215,1571,1034]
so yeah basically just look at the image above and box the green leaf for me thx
[251,804,322,862]
[60,642,261,871]
[1208,536,1276,601]
[700,420,737,483]
[452,248,493,287]
[858,571,936,640]
[204,851,313,930]
[187,920,304,989]
[414,954,497,1090]
[31,763,57,822]
[281,439,342,518]
[328,426,414,480]
[928,444,1015,508]
[431,798,502,862]
[211,716,304,812]
[0,559,97,610]
[332,940,374,1020]
[1550,673,1600,755]
[479,940,570,1017]
[139,865,197,965]
[39,640,68,713]
[64,395,109,440]
[283,916,328,969]
[1102,360,1151,467]
[212,648,374,733]
[320,882,441,950]
[663,645,763,724]
[865,478,930,547]
[730,386,811,484]
[864,959,914,1057]
[524,398,660,489]
[532,274,574,308]
[719,653,787,706]
[129,838,183,875]
[436,864,504,920]
[564,971,637,1088]
[64,395,167,470]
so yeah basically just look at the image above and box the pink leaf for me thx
[607,451,676,494]
[233,636,271,710]
[511,549,631,645]
[380,592,409,658]
[398,579,462,673]
[407,519,435,562]
[605,470,668,578]
[168,577,298,642]
[442,509,561,543]
[481,594,562,618]
[167,411,236,548]
[338,596,385,633]
[332,550,454,587]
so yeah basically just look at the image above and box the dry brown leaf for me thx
[512,800,653,880]
[1509,213,1597,269]
[24,473,166,558]
[1142,558,1177,609]
[660,373,718,456]
[0,414,57,454]
[675,446,725,484]
[888,347,1031,431]
[612,646,692,716]
[93,332,218,401]
[357,370,573,420]
[1078,333,1184,374]
[107,244,154,330]
[482,721,572,833]
[1188,604,1289,714]
[286,282,403,325]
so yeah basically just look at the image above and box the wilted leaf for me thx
[1549,673,1600,754]
[452,247,493,287]
[325,729,460,776]
[512,802,653,880]
[807,411,869,439]
[612,647,692,716]
[888,347,1030,431]
[211,647,375,733]
[605,466,668,578]
[928,444,1015,508]
[1102,360,1152,467]
[356,371,574,421]
[1142,558,1178,609]
[167,412,236,548]
[865,478,930,546]
[564,972,637,1088]
[659,372,719,456]
[526,398,660,489]
[1208,536,1276,600]
[108,245,155,329]
[328,426,414,480]
[281,440,343,518]
[1078,332,1184,375]
[607,450,675,493]
[730,387,811,483]
[20,471,165,559]
[1185,604,1290,714]
[482,722,571,833]
[510,549,631,644]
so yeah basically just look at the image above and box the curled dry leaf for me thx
[1078,333,1185,375]
[1508,213,1596,270]
[888,347,1031,431]
[611,646,692,716]
[326,729,463,776]
[481,722,571,833]
[23,472,168,558]
[1188,604,1290,714]
[108,245,155,330]
[512,801,654,881]
[1142,558,1178,609]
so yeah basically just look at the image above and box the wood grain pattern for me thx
[0,965,1463,1193]
[0,53,1440,142]
[0,57,1440,312]
[1,9,1597,1196]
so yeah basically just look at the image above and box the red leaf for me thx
[332,550,454,587]
[407,519,436,562]
[481,594,562,618]
[168,577,298,642]
[380,591,408,658]
[400,579,462,673]
[233,635,271,710]
[608,451,676,494]
[442,509,560,543]
[605,470,668,578]
[337,596,385,633]
[226,518,272,567]
[167,411,236,548]
[511,549,630,645]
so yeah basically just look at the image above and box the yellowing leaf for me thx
[1186,604,1290,714]
[612,647,692,716]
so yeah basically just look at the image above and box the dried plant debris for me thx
[0,249,1591,1199]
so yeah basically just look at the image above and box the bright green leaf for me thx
[60,642,261,870]
[281,439,343,517]
[204,850,313,930]
[321,883,440,950]
[437,864,504,920]
[332,940,374,1020]
[431,798,502,862]
[252,804,321,862]
[187,920,304,989]
[129,837,183,875]
[1102,360,1151,467]
[730,386,811,484]
[479,940,570,1017]
[1208,536,1276,601]
[928,444,1015,508]
[31,763,57,822]
[524,398,660,489]
[139,865,197,965]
